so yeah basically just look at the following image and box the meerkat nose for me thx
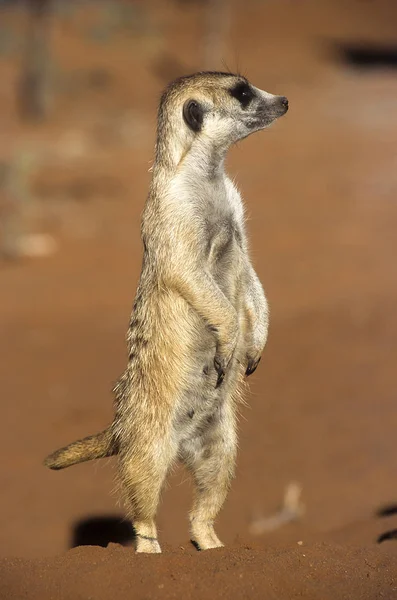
[280,96,289,110]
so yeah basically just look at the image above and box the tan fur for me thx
[44,72,288,553]
[44,428,116,470]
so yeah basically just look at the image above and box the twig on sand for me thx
[249,482,305,535]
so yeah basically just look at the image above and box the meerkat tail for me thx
[43,427,117,470]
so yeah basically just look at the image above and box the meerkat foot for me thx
[133,520,161,554]
[190,521,224,551]
[135,534,162,554]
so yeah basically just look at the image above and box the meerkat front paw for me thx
[214,339,238,387]
[214,347,237,387]
[213,314,239,387]
[244,324,267,377]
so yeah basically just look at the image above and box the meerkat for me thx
[44,71,288,554]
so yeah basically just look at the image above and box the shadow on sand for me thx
[70,515,135,548]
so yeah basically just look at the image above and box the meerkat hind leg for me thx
[184,406,237,551]
[119,439,176,554]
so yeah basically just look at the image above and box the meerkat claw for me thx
[246,356,261,377]
[216,370,225,387]
[214,358,225,387]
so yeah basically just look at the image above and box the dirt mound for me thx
[1,535,396,600]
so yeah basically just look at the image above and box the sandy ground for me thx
[1,538,396,600]
[1,0,397,597]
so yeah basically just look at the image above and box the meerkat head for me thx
[156,71,288,168]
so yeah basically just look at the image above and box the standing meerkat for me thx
[44,71,288,554]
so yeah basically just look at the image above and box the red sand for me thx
[1,537,396,600]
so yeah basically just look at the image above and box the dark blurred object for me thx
[375,504,397,545]
[17,0,53,120]
[71,516,135,548]
[333,42,397,69]
[376,504,397,518]
[377,529,397,544]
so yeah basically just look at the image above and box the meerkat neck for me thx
[185,135,228,178]
[154,132,228,179]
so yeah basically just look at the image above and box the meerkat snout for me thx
[251,91,289,129]
[269,94,289,118]
[279,96,289,111]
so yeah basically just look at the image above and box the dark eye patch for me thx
[229,81,255,108]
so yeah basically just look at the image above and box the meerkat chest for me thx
[206,213,242,266]
[172,170,245,266]
[205,187,244,266]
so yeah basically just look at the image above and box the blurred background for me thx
[0,0,397,558]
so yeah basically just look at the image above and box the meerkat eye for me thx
[229,82,255,108]
[183,99,204,132]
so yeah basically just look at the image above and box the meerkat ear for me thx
[183,100,204,132]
